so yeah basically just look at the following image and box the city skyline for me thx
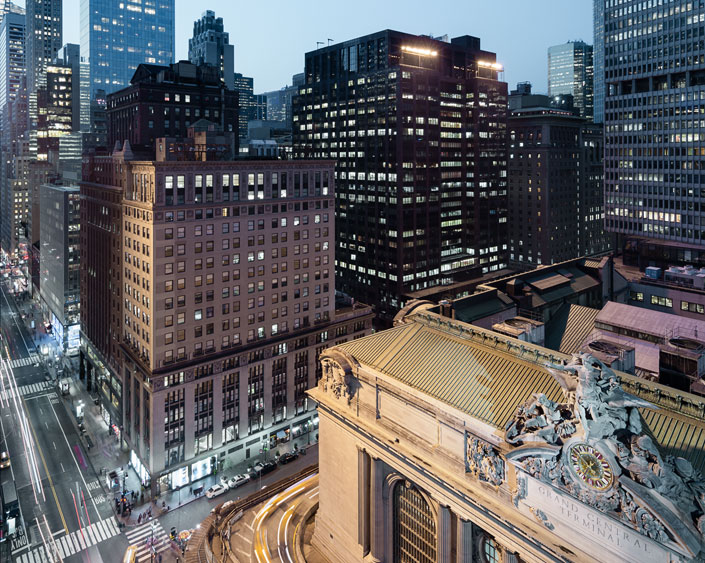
[53,0,594,93]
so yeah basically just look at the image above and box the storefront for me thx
[191,456,216,482]
[270,428,290,446]
[130,450,150,487]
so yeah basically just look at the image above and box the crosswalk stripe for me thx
[54,539,66,560]
[59,535,72,557]
[105,517,119,536]
[85,524,97,546]
[66,532,81,553]
[76,529,87,551]
[94,521,107,542]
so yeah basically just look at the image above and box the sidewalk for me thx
[10,288,318,531]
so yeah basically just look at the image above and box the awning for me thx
[276,430,287,440]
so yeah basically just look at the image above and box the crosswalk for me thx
[0,381,51,402]
[13,517,121,563]
[124,519,171,562]
[7,354,40,369]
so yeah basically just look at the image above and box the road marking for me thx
[0,380,51,401]
[7,354,40,369]
[21,396,69,535]
[60,462,65,472]
[46,395,100,518]
[52,441,56,449]
[124,520,171,562]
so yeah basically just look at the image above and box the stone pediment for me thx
[504,352,705,560]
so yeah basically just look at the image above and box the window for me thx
[650,295,673,308]
[392,482,436,563]
[681,301,705,314]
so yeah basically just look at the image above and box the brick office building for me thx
[80,126,372,493]
[106,60,239,154]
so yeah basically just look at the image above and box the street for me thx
[0,281,119,563]
[1,279,320,563]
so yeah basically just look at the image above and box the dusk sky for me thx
[57,0,593,94]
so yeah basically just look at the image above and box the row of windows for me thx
[632,291,705,315]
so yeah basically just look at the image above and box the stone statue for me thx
[504,352,705,556]
[546,353,653,440]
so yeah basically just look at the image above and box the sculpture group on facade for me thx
[505,352,705,557]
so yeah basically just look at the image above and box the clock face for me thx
[568,443,614,491]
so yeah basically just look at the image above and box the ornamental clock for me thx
[567,443,615,491]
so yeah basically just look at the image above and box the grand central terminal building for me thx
[307,302,705,563]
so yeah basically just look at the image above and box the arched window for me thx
[483,536,500,563]
[392,480,436,563]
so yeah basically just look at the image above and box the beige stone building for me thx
[80,131,373,494]
[309,302,705,562]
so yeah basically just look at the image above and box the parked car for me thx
[254,460,278,476]
[278,451,299,465]
[205,484,228,499]
[0,451,10,469]
[227,474,250,489]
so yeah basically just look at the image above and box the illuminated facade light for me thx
[401,45,438,57]
[477,60,504,71]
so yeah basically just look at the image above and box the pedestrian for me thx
[189,486,192,495]
[138,513,142,524]
[158,555,162,563]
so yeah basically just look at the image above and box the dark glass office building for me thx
[293,30,508,316]
[601,0,705,248]
[80,0,174,99]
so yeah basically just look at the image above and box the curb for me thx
[294,499,319,563]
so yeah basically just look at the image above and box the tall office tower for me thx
[25,0,62,95]
[548,41,594,121]
[233,72,256,139]
[36,58,77,162]
[55,44,81,132]
[602,0,705,259]
[80,0,175,100]
[39,184,80,351]
[0,4,23,126]
[0,4,24,254]
[263,79,299,127]
[188,10,234,90]
[106,60,238,153]
[80,126,373,493]
[293,31,508,316]
[0,1,9,25]
[593,1,605,123]
[507,84,609,269]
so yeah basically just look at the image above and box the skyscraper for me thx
[293,31,508,317]
[0,4,24,124]
[593,1,605,123]
[601,0,705,251]
[233,72,256,139]
[188,10,234,90]
[0,4,25,254]
[80,0,175,100]
[548,41,594,121]
[25,0,62,95]
[507,84,609,269]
